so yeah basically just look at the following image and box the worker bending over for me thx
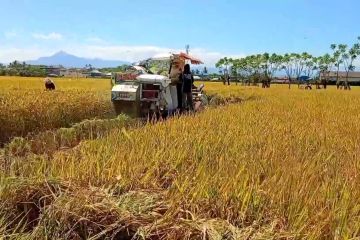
[44,77,55,90]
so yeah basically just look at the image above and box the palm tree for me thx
[331,44,343,86]
[281,53,294,89]
[216,57,233,85]
[342,43,360,89]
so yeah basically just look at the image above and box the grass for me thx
[1,77,360,239]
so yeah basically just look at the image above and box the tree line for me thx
[0,61,135,78]
[0,61,47,77]
[216,37,360,89]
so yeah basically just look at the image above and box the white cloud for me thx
[0,44,245,67]
[72,45,176,62]
[69,45,245,67]
[0,47,52,63]
[4,30,17,39]
[32,32,63,40]
[189,48,245,67]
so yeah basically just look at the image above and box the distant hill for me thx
[27,51,129,68]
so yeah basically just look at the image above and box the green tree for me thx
[0,63,5,76]
[280,53,312,89]
[303,55,318,79]
[216,57,234,85]
[216,57,232,76]
[231,58,247,85]
[281,53,295,89]
[330,44,344,85]
[318,54,335,80]
[341,39,360,89]
[261,53,283,82]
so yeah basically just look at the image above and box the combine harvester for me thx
[111,53,208,118]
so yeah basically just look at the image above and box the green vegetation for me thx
[0,61,46,77]
[99,64,131,74]
[216,37,360,88]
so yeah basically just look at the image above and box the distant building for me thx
[320,71,360,83]
[272,77,290,84]
[104,72,112,78]
[39,66,89,77]
[40,65,66,76]
[61,68,87,78]
[89,69,104,78]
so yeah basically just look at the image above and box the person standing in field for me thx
[180,64,194,111]
[170,61,183,111]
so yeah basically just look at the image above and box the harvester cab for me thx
[111,53,207,118]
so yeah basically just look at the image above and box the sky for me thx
[1,0,360,67]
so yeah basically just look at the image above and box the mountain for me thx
[27,51,129,68]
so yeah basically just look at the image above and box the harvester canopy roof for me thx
[178,52,203,64]
[149,52,203,64]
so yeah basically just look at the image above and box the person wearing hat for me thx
[44,77,55,90]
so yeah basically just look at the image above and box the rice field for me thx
[1,77,360,239]
[0,77,114,144]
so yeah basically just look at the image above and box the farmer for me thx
[180,64,194,111]
[170,61,183,110]
[44,77,55,90]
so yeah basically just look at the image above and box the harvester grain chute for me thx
[111,53,208,118]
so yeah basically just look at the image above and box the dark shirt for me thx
[180,73,194,93]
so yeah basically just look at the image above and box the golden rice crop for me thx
[0,76,110,91]
[0,77,114,144]
[1,80,360,239]
[0,76,243,145]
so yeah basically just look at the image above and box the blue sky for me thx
[1,0,359,66]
